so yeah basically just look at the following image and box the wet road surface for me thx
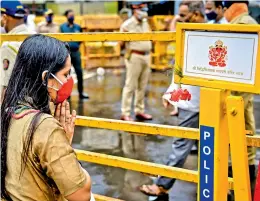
[70,69,260,201]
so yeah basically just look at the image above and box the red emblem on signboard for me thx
[208,40,227,67]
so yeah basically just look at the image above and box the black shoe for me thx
[79,93,89,99]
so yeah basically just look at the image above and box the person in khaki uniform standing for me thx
[1,34,95,201]
[36,9,59,34]
[120,2,153,121]
[223,0,257,199]
[0,0,31,102]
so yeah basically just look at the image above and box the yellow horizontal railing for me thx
[76,149,234,190]
[75,116,198,139]
[0,32,176,42]
[74,116,260,191]
[94,194,123,201]
[76,150,198,182]
[75,116,260,147]
[77,116,260,191]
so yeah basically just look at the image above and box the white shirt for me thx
[90,193,96,201]
[26,14,37,33]
[163,77,200,112]
[208,17,228,24]
[1,27,6,33]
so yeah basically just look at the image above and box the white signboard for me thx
[183,31,258,85]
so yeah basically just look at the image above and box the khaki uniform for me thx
[36,21,59,33]
[230,13,257,165]
[5,113,87,201]
[0,24,30,89]
[121,16,152,116]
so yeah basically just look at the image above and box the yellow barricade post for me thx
[227,96,252,201]
[198,88,229,201]
[1,24,260,201]
[175,23,260,201]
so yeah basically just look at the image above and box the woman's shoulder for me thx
[38,113,60,125]
[37,113,64,134]
[33,113,65,145]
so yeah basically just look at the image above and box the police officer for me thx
[120,2,152,121]
[60,9,89,100]
[36,9,59,33]
[23,5,36,33]
[0,0,32,101]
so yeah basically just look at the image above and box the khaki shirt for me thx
[230,12,258,24]
[0,24,30,88]
[230,12,257,165]
[120,16,152,52]
[5,113,86,201]
[36,21,60,33]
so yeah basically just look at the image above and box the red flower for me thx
[180,89,191,101]
[166,88,192,102]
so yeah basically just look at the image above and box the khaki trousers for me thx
[121,53,151,116]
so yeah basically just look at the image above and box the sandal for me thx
[139,184,168,196]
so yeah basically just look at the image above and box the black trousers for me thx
[70,51,83,95]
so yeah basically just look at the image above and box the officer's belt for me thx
[131,50,150,56]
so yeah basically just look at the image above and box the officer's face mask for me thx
[24,15,28,23]
[206,10,218,21]
[45,73,74,104]
[136,8,148,21]
[68,16,74,24]
[46,15,53,23]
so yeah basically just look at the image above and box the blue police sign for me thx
[200,125,214,201]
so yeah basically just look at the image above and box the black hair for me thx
[223,1,249,8]
[179,1,191,7]
[214,1,224,8]
[64,9,73,17]
[189,1,205,17]
[1,34,70,200]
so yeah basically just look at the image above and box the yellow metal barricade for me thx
[148,15,175,70]
[1,25,260,201]
[83,15,122,69]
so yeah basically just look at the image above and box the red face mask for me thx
[49,73,74,104]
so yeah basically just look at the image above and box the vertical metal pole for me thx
[80,1,84,16]
[227,96,252,201]
[198,88,229,201]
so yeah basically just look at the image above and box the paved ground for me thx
[70,69,260,201]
